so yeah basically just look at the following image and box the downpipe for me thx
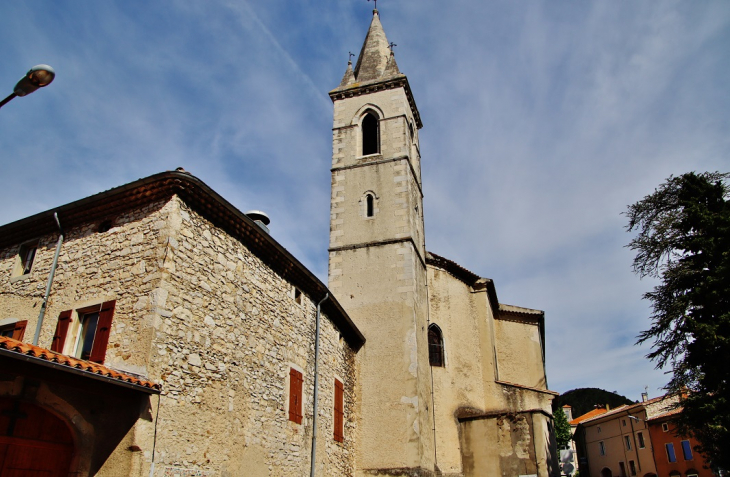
[310,293,329,477]
[33,212,63,346]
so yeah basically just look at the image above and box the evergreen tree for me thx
[553,406,572,450]
[626,171,730,470]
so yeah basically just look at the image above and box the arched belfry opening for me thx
[366,193,375,217]
[362,111,379,156]
[428,324,445,367]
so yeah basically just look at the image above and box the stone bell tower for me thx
[328,9,435,475]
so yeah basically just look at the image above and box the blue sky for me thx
[1,1,728,403]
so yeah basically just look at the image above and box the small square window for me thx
[597,426,601,433]
[662,422,669,432]
[14,241,38,276]
[622,419,627,426]
[292,287,302,305]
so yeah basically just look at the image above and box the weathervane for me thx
[349,52,355,63]
[368,0,377,10]
[389,42,397,52]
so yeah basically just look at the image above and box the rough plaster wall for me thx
[494,318,546,389]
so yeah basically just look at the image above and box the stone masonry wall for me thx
[0,194,358,476]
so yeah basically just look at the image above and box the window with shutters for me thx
[665,442,677,462]
[51,300,115,364]
[333,378,344,442]
[289,368,303,424]
[428,324,444,367]
[0,320,27,340]
[681,440,693,460]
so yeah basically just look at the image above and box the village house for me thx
[0,8,558,477]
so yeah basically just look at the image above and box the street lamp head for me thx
[13,65,55,97]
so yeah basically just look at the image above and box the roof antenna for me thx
[368,0,377,11]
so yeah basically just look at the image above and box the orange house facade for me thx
[648,408,713,477]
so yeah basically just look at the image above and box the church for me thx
[0,8,558,477]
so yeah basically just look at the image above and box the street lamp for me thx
[0,65,56,109]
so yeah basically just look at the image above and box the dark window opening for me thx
[18,242,37,275]
[98,220,113,233]
[366,194,374,217]
[428,324,444,367]
[362,113,379,156]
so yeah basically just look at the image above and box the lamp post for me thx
[627,415,645,473]
[0,65,55,109]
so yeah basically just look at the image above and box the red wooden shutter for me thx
[289,368,303,424]
[89,300,115,364]
[334,378,344,442]
[51,311,72,352]
[11,320,27,341]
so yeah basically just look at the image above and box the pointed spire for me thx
[339,60,355,87]
[353,10,392,82]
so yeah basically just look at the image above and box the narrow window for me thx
[637,431,645,448]
[597,426,602,434]
[622,419,627,427]
[619,461,626,477]
[289,368,303,424]
[599,441,606,456]
[366,194,374,217]
[624,435,631,451]
[362,112,379,155]
[666,443,676,462]
[427,324,444,367]
[662,422,669,432]
[628,461,636,476]
[16,242,37,276]
[681,440,693,460]
[293,286,302,305]
[334,378,344,442]
[0,320,27,340]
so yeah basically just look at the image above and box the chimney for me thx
[246,210,271,234]
[641,392,648,402]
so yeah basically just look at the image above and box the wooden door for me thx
[0,398,74,476]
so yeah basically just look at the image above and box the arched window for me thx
[362,112,379,156]
[428,324,444,367]
[366,194,374,217]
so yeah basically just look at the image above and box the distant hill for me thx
[553,388,635,419]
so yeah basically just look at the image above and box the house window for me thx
[628,460,636,476]
[289,368,303,424]
[599,441,606,456]
[366,193,374,217]
[622,419,627,427]
[427,324,444,367]
[666,442,677,462]
[619,461,627,477]
[637,431,645,448]
[0,320,27,340]
[681,440,693,460]
[51,301,115,364]
[597,426,602,434]
[334,378,344,442]
[662,422,669,432]
[361,112,379,155]
[624,435,632,451]
[15,241,38,276]
[292,286,302,305]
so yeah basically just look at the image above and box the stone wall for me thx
[0,195,358,476]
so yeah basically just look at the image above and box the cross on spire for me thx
[389,42,397,52]
[368,0,377,11]
[349,52,355,63]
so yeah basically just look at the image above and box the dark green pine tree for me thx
[626,171,730,471]
[553,406,572,450]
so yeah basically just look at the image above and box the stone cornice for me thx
[329,76,423,129]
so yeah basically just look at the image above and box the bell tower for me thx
[328,9,434,475]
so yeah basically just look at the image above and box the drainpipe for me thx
[310,293,329,477]
[33,212,63,346]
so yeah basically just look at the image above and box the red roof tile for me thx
[570,408,608,425]
[0,336,160,393]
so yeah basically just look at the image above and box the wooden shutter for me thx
[10,320,27,340]
[89,300,115,364]
[51,311,72,352]
[289,368,303,424]
[334,379,344,442]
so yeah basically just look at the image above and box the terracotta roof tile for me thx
[570,408,608,425]
[0,336,160,392]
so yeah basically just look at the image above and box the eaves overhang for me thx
[0,171,365,350]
